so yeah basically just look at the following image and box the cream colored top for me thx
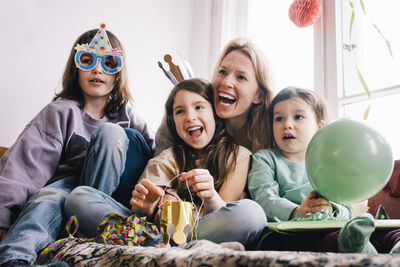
[139,146,252,204]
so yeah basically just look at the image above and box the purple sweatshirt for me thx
[0,98,155,229]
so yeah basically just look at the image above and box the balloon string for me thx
[159,173,204,241]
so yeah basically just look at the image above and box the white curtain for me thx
[190,0,249,80]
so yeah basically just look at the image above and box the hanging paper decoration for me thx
[288,0,322,27]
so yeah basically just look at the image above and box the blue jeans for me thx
[0,123,152,264]
[65,186,267,247]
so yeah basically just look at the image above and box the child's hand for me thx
[179,169,218,201]
[307,191,333,214]
[179,169,225,214]
[291,191,333,219]
[130,179,164,216]
[153,193,179,226]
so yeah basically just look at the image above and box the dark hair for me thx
[165,78,238,203]
[53,28,132,118]
[268,86,329,147]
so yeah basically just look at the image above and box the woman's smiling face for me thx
[212,50,261,121]
[173,89,216,149]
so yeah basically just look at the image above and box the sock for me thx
[338,213,377,254]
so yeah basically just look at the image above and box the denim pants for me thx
[0,123,152,264]
[65,186,267,247]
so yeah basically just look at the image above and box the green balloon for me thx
[305,119,393,204]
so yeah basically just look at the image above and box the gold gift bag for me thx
[160,200,196,245]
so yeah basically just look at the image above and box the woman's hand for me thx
[291,191,333,219]
[130,179,164,217]
[179,169,225,213]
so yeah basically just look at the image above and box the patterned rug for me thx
[40,238,400,267]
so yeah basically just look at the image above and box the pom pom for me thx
[100,23,106,29]
[288,0,322,27]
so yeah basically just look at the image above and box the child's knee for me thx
[229,199,267,229]
[28,187,69,205]
[91,123,128,150]
[95,123,126,141]
[64,186,94,215]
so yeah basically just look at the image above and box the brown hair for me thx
[53,28,132,118]
[165,78,238,202]
[268,86,329,147]
[213,37,275,151]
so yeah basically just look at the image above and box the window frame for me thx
[317,0,400,120]
[314,0,343,119]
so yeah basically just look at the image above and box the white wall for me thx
[0,0,217,147]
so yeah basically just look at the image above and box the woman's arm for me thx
[154,115,174,156]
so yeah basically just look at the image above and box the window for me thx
[338,0,400,159]
[247,0,314,91]
[245,0,399,158]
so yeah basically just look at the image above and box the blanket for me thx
[41,238,400,266]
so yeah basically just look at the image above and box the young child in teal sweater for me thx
[248,87,381,253]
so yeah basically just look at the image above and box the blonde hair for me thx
[213,37,275,151]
